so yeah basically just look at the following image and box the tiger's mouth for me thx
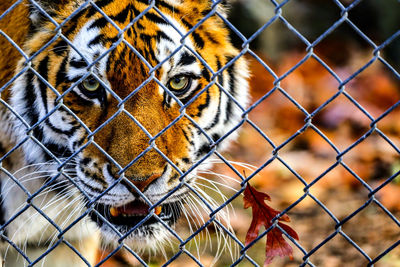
[90,200,182,233]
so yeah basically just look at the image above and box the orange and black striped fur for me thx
[0,0,249,265]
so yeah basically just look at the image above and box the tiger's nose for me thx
[128,173,162,192]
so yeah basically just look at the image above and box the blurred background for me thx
[103,0,400,266]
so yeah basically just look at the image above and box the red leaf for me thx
[243,184,299,266]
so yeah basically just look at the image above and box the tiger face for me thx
[5,0,249,248]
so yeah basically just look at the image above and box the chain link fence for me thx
[1,0,400,266]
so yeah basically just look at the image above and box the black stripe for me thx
[64,19,79,38]
[44,119,81,137]
[81,167,107,187]
[201,68,211,82]
[224,56,235,124]
[38,57,83,138]
[138,34,157,62]
[23,71,40,125]
[181,18,193,29]
[178,52,196,66]
[88,34,105,47]
[73,135,87,150]
[89,17,109,30]
[195,90,210,117]
[127,27,135,37]
[38,56,50,114]
[70,58,87,69]
[142,47,151,63]
[140,63,148,77]
[131,4,141,17]
[109,4,131,23]
[136,21,144,30]
[44,142,72,159]
[181,19,205,49]
[203,59,223,131]
[80,179,105,194]
[196,143,211,158]
[191,31,205,49]
[212,133,221,142]
[162,91,168,107]
[145,12,167,25]
[204,89,222,131]
[182,129,194,145]
[105,36,120,46]
[157,1,180,14]
[147,46,157,64]
[112,45,128,72]
[203,30,219,45]
[80,158,91,165]
[89,34,119,47]
[155,30,173,43]
[56,57,69,87]
[216,58,223,85]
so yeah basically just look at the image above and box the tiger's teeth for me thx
[155,206,162,216]
[110,205,162,217]
[110,207,119,217]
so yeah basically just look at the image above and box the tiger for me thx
[0,0,249,265]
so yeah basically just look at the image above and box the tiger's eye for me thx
[82,78,100,92]
[169,76,189,91]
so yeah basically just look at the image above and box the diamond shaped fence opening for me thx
[1,0,400,266]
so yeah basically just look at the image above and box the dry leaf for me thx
[243,184,299,265]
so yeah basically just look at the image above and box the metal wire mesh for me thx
[0,0,399,266]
